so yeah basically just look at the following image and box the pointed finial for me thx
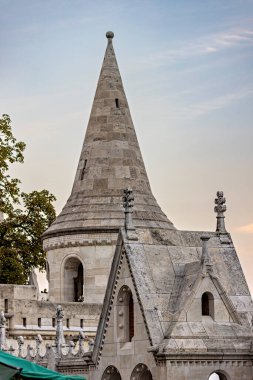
[214,191,227,234]
[55,304,65,354]
[106,31,114,40]
[17,336,24,357]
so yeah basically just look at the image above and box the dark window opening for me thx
[52,318,55,327]
[23,318,26,328]
[80,319,83,329]
[115,98,119,108]
[4,299,8,313]
[38,318,41,328]
[202,292,214,318]
[131,364,153,380]
[129,293,134,341]
[202,293,209,315]
[102,366,122,380]
[74,263,84,302]
[66,318,70,328]
[80,159,87,180]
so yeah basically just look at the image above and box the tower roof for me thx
[44,32,175,238]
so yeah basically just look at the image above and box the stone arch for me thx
[102,365,122,380]
[117,285,134,343]
[62,255,84,302]
[208,370,230,380]
[131,363,153,380]
[202,291,214,318]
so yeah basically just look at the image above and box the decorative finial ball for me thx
[106,31,114,39]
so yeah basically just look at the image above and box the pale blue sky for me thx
[1,0,253,291]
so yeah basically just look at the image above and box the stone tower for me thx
[43,32,175,304]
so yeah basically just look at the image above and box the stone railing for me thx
[0,306,94,371]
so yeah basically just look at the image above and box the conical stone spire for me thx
[45,32,174,237]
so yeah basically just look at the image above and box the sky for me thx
[0,0,253,294]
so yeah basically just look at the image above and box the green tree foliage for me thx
[0,114,56,284]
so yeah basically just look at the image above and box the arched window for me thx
[117,286,134,343]
[102,365,121,380]
[202,292,214,319]
[63,257,84,302]
[131,363,153,380]
[208,371,228,380]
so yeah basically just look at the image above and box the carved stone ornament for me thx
[56,304,64,319]
[0,311,6,326]
[123,188,134,213]
[214,191,227,234]
[122,188,138,240]
[214,191,226,215]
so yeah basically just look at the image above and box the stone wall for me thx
[0,284,101,344]
[44,233,118,304]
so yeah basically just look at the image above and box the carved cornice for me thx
[42,227,119,240]
[43,238,117,252]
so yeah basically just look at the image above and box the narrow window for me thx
[23,318,27,328]
[52,318,55,327]
[117,286,134,344]
[128,293,134,341]
[38,318,41,327]
[80,319,83,329]
[4,299,8,313]
[202,293,209,315]
[202,292,214,318]
[80,159,87,180]
[66,318,70,328]
[115,98,119,108]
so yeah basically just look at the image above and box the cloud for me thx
[236,223,253,234]
[186,86,253,117]
[166,86,253,119]
[140,28,253,68]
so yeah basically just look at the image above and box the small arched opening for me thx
[102,365,121,380]
[117,285,134,343]
[63,257,84,302]
[208,371,228,380]
[202,291,214,319]
[131,363,153,380]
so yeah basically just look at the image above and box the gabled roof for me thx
[44,32,174,239]
[93,226,253,363]
[166,258,242,325]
